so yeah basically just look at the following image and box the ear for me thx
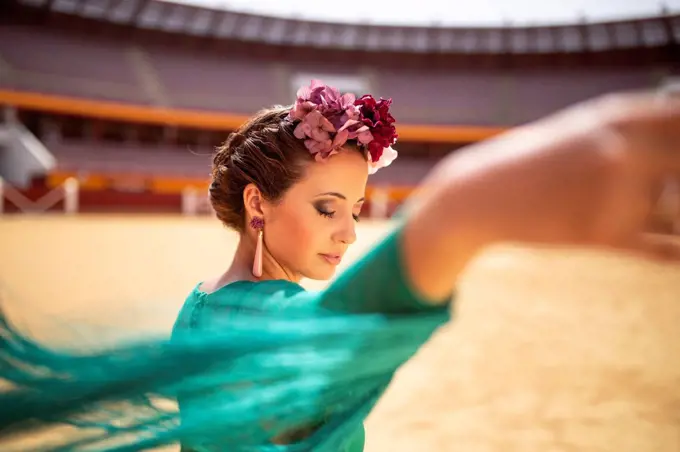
[243,183,265,220]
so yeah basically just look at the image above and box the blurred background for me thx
[0,0,679,221]
[1,1,680,450]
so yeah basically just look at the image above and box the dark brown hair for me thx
[210,106,364,231]
[209,106,305,231]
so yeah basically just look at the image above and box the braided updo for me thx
[209,106,305,231]
[210,106,365,232]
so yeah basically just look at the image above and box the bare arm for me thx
[401,93,680,301]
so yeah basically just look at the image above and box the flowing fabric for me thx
[0,225,452,451]
[0,305,449,451]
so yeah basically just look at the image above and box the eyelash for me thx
[316,208,360,222]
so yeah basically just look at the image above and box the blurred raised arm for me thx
[400,93,680,301]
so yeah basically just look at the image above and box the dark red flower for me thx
[354,95,398,162]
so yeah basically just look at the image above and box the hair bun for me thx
[209,105,325,232]
[213,132,246,173]
[226,132,247,149]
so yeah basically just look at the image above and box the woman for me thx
[1,82,679,451]
[170,82,452,451]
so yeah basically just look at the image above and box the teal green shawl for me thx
[0,227,452,451]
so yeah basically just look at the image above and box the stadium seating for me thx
[0,24,670,126]
[49,141,212,177]
[0,0,677,217]
[0,25,148,104]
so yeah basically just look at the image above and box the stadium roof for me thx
[13,0,680,54]
[164,0,680,27]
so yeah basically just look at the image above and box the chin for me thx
[303,266,337,281]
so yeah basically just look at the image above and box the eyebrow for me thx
[316,192,365,203]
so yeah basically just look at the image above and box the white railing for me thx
[370,187,390,220]
[0,122,56,188]
[181,186,213,216]
[0,177,79,215]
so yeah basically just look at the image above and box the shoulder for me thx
[174,280,311,333]
[236,280,313,312]
[196,279,314,312]
[209,279,306,300]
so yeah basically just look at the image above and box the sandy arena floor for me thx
[1,214,679,451]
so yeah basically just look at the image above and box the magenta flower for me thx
[288,80,399,172]
[354,95,398,164]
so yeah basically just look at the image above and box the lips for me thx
[320,254,342,265]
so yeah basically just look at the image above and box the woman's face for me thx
[262,149,369,281]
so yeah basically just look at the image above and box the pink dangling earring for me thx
[250,217,264,278]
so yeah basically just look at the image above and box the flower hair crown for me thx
[288,79,398,174]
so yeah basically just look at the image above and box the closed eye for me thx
[316,207,335,219]
[316,208,360,222]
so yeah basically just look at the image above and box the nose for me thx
[334,215,357,245]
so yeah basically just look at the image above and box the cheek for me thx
[285,214,316,251]
[267,208,322,265]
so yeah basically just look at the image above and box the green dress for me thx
[172,226,453,451]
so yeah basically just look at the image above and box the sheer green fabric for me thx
[0,226,453,451]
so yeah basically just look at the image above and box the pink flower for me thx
[289,100,317,120]
[289,80,366,161]
[289,79,360,130]
[354,125,373,145]
[293,110,335,158]
[288,80,399,172]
